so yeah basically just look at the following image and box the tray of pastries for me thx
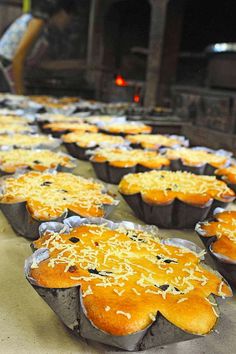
[25,216,232,351]
[118,170,235,228]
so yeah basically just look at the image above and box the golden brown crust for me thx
[200,211,236,261]
[31,224,231,336]
[0,172,115,220]
[118,171,235,206]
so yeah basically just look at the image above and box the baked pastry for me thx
[43,122,98,137]
[215,165,236,192]
[0,149,75,174]
[126,134,189,150]
[0,134,61,150]
[119,170,235,228]
[26,217,231,351]
[0,171,117,238]
[196,210,236,287]
[62,132,126,160]
[0,123,35,134]
[99,122,152,136]
[165,147,231,175]
[90,148,170,184]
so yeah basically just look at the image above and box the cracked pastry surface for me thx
[90,148,170,169]
[31,223,231,336]
[0,172,116,220]
[0,149,75,173]
[199,211,236,261]
[119,170,235,206]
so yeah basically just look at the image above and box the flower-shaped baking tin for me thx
[24,216,231,351]
[196,208,236,288]
[0,172,118,239]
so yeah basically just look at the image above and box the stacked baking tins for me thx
[0,93,236,351]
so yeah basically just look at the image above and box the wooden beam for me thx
[144,0,169,107]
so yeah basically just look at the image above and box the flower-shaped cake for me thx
[30,221,232,337]
[119,171,235,228]
[0,171,116,220]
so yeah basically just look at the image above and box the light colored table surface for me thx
[0,160,235,354]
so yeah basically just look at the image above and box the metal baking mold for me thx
[24,216,227,351]
[0,173,119,240]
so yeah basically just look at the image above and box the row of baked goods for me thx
[0,97,235,351]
